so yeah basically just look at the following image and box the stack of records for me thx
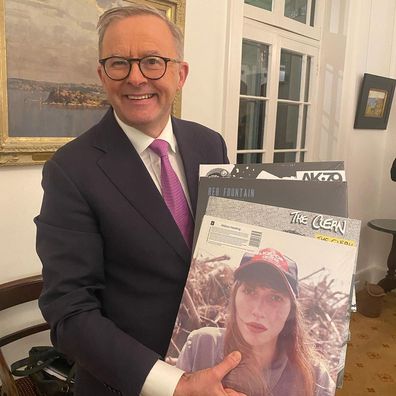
[166,162,361,395]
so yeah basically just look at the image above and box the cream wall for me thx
[344,0,396,284]
[0,167,48,367]
[315,0,396,286]
[182,0,228,131]
[0,166,43,281]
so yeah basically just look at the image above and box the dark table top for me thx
[368,219,396,235]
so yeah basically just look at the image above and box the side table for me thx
[368,219,396,292]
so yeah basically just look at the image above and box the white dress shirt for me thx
[115,112,192,211]
[114,111,186,396]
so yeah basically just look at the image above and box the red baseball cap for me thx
[234,248,299,298]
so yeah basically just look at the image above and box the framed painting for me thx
[354,73,396,130]
[0,0,185,165]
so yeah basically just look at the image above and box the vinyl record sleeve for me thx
[192,163,352,388]
[194,178,348,248]
[167,198,361,396]
[200,161,346,181]
[193,174,352,387]
[195,162,348,245]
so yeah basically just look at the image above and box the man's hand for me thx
[173,351,246,396]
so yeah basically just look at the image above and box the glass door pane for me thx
[278,50,302,100]
[241,40,268,96]
[274,48,311,163]
[304,56,311,101]
[284,0,308,24]
[244,0,273,11]
[237,153,263,164]
[273,152,296,162]
[237,39,269,163]
[238,99,265,150]
[275,103,298,149]
[310,0,316,26]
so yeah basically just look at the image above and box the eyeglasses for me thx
[99,55,181,81]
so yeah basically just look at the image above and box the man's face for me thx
[97,15,188,137]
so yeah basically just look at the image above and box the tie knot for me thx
[150,139,169,158]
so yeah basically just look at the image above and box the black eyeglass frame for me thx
[98,55,182,81]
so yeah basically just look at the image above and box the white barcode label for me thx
[249,231,262,247]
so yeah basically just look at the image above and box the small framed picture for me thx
[354,73,396,129]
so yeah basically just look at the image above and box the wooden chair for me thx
[0,275,49,396]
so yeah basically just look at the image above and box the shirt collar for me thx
[113,110,177,155]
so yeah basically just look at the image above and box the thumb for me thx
[212,351,242,380]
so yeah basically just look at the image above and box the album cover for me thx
[193,163,353,387]
[195,162,348,247]
[167,198,361,396]
[199,161,346,181]
[193,180,352,386]
[194,178,348,248]
[195,162,354,318]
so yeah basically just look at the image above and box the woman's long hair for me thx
[222,270,317,396]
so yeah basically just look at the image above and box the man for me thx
[35,4,245,396]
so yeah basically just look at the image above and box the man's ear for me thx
[97,65,106,85]
[177,61,189,91]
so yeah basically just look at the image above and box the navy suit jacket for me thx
[35,109,228,395]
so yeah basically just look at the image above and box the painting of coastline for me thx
[364,89,387,118]
[7,77,108,137]
[4,0,129,138]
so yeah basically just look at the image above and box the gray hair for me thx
[97,3,184,59]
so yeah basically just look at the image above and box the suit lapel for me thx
[93,111,190,262]
[172,118,200,216]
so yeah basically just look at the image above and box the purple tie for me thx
[149,139,194,247]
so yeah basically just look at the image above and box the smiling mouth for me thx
[126,94,154,100]
[246,322,268,333]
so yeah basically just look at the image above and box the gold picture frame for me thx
[0,0,186,166]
